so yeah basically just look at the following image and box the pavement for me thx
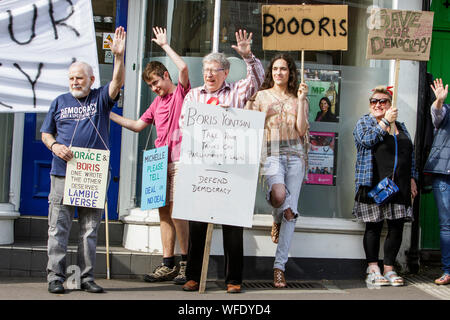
[0,265,448,318]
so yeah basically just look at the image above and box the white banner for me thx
[0,0,100,113]
[172,102,265,228]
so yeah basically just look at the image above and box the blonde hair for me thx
[370,85,392,100]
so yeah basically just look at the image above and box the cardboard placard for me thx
[366,8,434,61]
[262,5,348,51]
[64,147,109,209]
[140,146,168,210]
[172,102,265,228]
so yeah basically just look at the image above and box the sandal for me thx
[383,271,404,287]
[273,268,287,288]
[435,273,450,285]
[365,267,389,286]
[271,222,281,244]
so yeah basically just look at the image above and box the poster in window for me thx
[304,69,341,123]
[305,131,337,186]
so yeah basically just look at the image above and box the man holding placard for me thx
[178,29,265,294]
[40,27,126,294]
[110,27,191,285]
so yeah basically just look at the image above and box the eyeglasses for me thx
[369,98,391,106]
[202,68,225,75]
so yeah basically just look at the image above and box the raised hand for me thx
[298,83,309,101]
[231,29,253,59]
[107,26,126,57]
[431,78,448,103]
[152,27,168,47]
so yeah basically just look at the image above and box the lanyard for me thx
[69,92,109,151]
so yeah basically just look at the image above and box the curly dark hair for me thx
[259,53,299,97]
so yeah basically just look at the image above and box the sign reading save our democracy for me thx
[0,0,100,113]
[366,8,434,61]
[262,5,348,51]
[172,102,265,228]
[64,147,109,209]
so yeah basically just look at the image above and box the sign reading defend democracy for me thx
[366,8,434,61]
[140,146,168,210]
[262,5,348,51]
[172,102,265,228]
[64,147,109,209]
[0,0,100,113]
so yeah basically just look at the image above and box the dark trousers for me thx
[186,221,243,285]
[363,219,405,266]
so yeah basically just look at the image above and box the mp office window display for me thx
[219,0,393,219]
[132,0,395,219]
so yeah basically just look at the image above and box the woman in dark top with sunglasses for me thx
[352,85,418,287]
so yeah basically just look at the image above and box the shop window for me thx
[135,0,216,205]
[219,0,393,219]
[92,0,117,86]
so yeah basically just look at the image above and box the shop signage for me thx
[0,0,100,113]
[63,147,109,209]
[366,8,434,61]
[262,4,348,51]
[305,132,337,186]
[172,102,265,228]
[141,146,168,210]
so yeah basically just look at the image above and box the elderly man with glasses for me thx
[179,29,264,294]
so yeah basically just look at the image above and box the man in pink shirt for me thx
[110,27,190,284]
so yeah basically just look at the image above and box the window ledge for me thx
[121,208,366,235]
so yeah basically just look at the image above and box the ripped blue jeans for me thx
[264,154,305,271]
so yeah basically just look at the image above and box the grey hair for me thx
[202,52,230,70]
[69,61,94,77]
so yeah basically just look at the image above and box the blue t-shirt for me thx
[40,84,118,176]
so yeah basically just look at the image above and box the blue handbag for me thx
[368,134,399,205]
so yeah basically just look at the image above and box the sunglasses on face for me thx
[369,98,391,106]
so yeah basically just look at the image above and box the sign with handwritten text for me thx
[63,147,109,209]
[262,5,348,51]
[172,102,265,228]
[140,146,168,210]
[0,0,100,112]
[366,8,434,61]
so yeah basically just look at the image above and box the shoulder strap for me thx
[392,133,398,181]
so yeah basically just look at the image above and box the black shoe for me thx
[81,281,104,293]
[48,280,65,294]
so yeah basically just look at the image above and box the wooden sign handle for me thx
[104,201,111,280]
[390,59,400,135]
[301,50,305,83]
[199,223,214,293]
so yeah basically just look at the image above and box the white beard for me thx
[70,86,90,98]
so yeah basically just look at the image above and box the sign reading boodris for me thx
[262,5,348,51]
[64,147,109,209]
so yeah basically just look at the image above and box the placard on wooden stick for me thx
[64,147,109,209]
[366,8,434,61]
[262,5,348,51]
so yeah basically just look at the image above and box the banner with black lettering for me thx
[0,0,100,113]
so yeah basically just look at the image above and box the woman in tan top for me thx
[245,53,309,288]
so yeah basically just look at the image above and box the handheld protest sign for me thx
[140,146,168,210]
[172,102,265,228]
[63,147,109,209]
[366,8,434,61]
[262,4,348,51]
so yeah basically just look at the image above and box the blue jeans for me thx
[432,175,450,275]
[264,154,305,271]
